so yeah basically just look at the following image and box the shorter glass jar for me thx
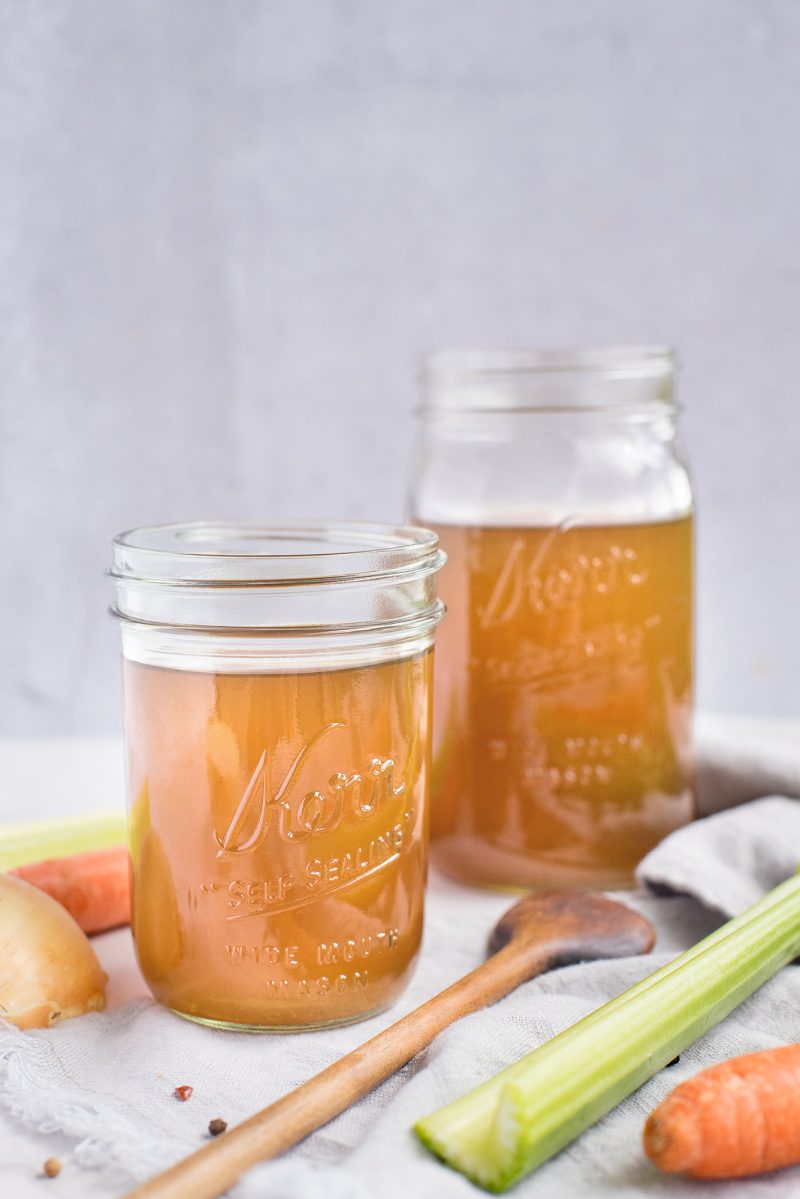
[110,521,444,1031]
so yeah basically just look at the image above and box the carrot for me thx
[644,1044,800,1178]
[10,846,130,935]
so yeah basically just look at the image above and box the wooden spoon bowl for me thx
[490,890,655,963]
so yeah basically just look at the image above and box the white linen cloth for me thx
[1,719,800,1199]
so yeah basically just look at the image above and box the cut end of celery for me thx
[415,1084,525,1193]
[0,811,128,870]
[415,1120,500,1191]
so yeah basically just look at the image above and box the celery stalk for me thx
[0,812,127,871]
[415,872,800,1192]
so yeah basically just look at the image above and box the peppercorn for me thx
[208,1118,227,1136]
[43,1158,62,1178]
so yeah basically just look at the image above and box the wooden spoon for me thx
[123,891,654,1199]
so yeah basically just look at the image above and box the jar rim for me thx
[111,520,443,587]
[421,345,674,383]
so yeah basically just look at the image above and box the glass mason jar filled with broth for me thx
[411,348,694,891]
[110,522,444,1031]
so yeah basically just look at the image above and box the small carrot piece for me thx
[11,846,130,935]
[644,1044,800,1178]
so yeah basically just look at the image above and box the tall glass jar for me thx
[110,522,444,1031]
[411,348,694,891]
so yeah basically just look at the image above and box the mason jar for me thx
[411,348,694,891]
[110,521,444,1031]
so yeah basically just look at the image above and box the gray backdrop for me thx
[2,1,798,734]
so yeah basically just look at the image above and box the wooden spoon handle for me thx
[123,940,548,1199]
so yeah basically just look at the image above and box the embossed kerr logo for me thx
[480,523,649,630]
[214,722,406,859]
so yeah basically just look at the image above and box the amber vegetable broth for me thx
[125,651,432,1029]
[430,518,693,889]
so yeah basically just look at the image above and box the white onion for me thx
[0,873,107,1029]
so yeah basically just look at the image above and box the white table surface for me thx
[1,718,797,1197]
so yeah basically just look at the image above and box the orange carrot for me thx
[10,846,130,935]
[644,1044,800,1178]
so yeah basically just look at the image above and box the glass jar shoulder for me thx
[410,414,693,527]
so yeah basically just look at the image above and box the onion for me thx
[0,873,107,1029]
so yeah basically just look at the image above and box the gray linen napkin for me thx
[695,713,800,817]
[636,795,800,916]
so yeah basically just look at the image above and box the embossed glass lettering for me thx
[215,723,405,858]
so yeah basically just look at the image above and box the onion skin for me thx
[0,873,107,1029]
